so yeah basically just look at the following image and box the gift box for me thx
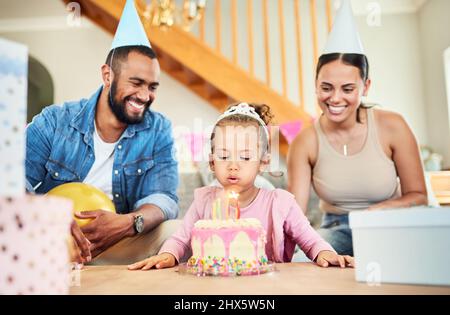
[349,207,450,286]
[0,195,73,294]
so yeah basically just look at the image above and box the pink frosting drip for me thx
[191,226,264,260]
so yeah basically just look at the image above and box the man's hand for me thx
[127,253,176,270]
[316,250,354,268]
[70,221,91,264]
[76,210,134,258]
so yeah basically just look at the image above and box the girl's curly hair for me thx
[210,103,274,156]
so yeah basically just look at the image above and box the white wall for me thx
[418,0,450,168]
[357,13,428,146]
[445,48,450,138]
[0,27,109,104]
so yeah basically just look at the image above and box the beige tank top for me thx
[312,108,401,214]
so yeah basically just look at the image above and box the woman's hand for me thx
[316,250,354,268]
[367,192,427,211]
[367,203,396,211]
[127,253,176,271]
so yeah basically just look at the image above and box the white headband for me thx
[215,103,270,141]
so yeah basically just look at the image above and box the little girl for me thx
[128,103,354,270]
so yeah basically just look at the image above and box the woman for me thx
[287,52,428,256]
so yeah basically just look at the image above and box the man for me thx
[25,0,179,264]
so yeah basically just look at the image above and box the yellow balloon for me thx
[47,182,116,227]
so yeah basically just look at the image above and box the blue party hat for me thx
[111,0,151,50]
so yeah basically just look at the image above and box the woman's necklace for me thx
[343,143,349,156]
[340,123,366,156]
[325,121,358,156]
[324,110,368,156]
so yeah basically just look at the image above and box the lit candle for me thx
[228,191,240,220]
[212,198,216,220]
[216,198,222,220]
[226,196,230,220]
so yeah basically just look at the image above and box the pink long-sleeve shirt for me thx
[159,186,335,263]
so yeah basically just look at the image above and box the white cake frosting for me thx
[194,218,262,229]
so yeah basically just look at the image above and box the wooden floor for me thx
[70,263,450,295]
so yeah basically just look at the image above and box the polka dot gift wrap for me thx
[0,38,28,197]
[0,195,73,295]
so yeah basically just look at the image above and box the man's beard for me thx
[108,80,151,125]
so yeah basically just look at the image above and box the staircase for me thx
[65,0,332,156]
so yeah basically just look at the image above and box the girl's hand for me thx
[316,250,354,268]
[127,253,176,270]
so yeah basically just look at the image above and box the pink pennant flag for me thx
[280,121,303,144]
[183,133,206,162]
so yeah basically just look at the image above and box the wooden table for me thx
[70,263,450,295]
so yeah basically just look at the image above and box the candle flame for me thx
[228,191,239,200]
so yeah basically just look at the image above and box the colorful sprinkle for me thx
[186,256,273,277]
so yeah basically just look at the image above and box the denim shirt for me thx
[25,87,179,219]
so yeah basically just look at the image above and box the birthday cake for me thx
[186,218,272,276]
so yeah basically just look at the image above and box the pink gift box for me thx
[0,195,73,295]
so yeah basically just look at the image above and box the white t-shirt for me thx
[83,123,117,200]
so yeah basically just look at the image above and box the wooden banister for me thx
[262,0,271,87]
[231,0,238,65]
[247,0,254,76]
[199,4,205,42]
[326,0,333,32]
[215,0,221,53]
[310,0,319,67]
[294,0,305,110]
[430,171,450,205]
[309,0,322,116]
[278,0,287,98]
